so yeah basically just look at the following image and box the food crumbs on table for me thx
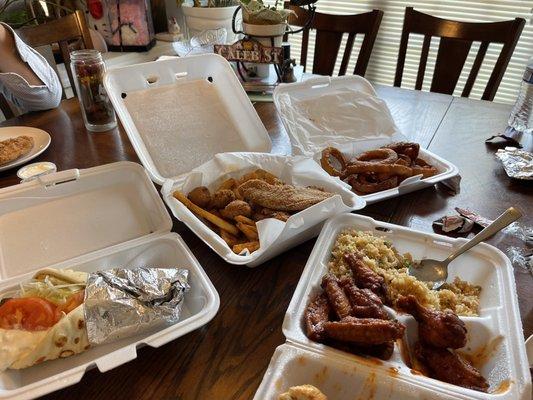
[328,230,481,316]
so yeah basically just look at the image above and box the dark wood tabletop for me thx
[0,87,531,400]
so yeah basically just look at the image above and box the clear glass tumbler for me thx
[70,50,117,132]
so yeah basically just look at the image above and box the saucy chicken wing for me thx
[397,295,467,349]
[414,342,489,392]
[344,253,388,302]
[323,316,405,345]
[338,276,389,320]
[321,274,352,319]
[304,293,330,342]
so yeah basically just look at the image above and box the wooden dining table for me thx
[0,86,531,399]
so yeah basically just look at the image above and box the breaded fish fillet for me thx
[0,135,34,165]
[238,179,334,211]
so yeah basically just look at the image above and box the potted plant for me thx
[180,0,240,44]
[239,0,294,77]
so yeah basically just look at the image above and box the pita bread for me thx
[0,305,89,371]
[0,135,34,165]
[33,268,88,285]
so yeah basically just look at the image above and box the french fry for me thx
[220,229,240,247]
[233,241,260,254]
[234,215,255,226]
[173,190,240,236]
[237,221,258,241]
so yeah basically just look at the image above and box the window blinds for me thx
[286,1,533,104]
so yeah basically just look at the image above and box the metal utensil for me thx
[409,207,522,290]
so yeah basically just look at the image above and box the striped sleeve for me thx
[0,23,62,113]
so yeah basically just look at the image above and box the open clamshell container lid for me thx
[0,162,219,399]
[273,75,460,203]
[104,54,272,185]
[256,213,531,399]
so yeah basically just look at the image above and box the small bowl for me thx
[17,162,57,182]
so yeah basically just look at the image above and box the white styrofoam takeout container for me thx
[104,54,272,185]
[0,162,219,400]
[161,153,365,267]
[104,55,366,267]
[255,213,531,399]
[273,75,460,204]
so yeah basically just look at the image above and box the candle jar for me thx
[70,50,117,132]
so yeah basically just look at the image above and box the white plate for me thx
[0,127,51,172]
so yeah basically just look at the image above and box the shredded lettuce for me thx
[19,275,85,305]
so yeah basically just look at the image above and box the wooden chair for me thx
[394,7,525,101]
[285,5,383,77]
[1,10,93,119]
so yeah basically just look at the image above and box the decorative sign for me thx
[214,39,283,64]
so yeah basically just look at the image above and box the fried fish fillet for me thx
[0,135,34,165]
[238,179,334,211]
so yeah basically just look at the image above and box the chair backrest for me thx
[394,7,525,101]
[0,10,93,119]
[285,5,383,77]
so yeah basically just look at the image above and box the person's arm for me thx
[0,23,62,112]
[0,24,43,85]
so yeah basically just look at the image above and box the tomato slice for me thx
[55,290,84,319]
[0,297,58,331]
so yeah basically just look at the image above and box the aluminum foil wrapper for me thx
[84,267,189,345]
[495,147,533,180]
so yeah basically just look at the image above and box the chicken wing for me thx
[397,295,467,349]
[344,253,388,302]
[304,293,330,342]
[415,342,489,392]
[321,274,352,320]
[338,275,389,320]
[323,316,405,345]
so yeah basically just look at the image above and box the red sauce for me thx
[457,335,504,370]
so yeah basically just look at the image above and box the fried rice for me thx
[328,229,481,316]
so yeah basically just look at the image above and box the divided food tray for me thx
[0,162,219,399]
[273,75,460,204]
[255,213,530,399]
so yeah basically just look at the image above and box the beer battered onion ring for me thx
[411,158,438,178]
[383,142,420,160]
[321,147,348,177]
[345,162,414,176]
[348,174,399,194]
[356,148,398,164]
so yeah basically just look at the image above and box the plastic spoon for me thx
[409,207,522,290]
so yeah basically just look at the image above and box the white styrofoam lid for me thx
[104,54,272,185]
[255,344,470,400]
[0,162,172,282]
[273,75,404,156]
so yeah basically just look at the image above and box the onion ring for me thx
[355,148,398,164]
[383,142,420,161]
[395,154,412,166]
[321,147,347,177]
[346,162,413,176]
[347,174,399,194]
[411,158,438,178]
